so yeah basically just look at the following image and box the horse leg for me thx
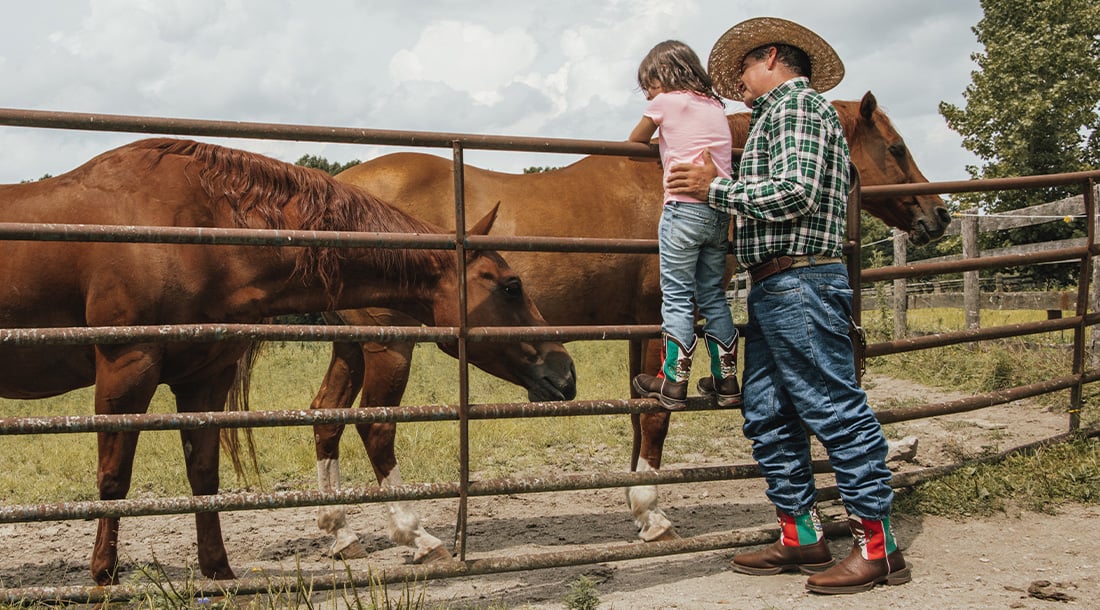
[356,340,450,563]
[312,341,367,558]
[171,367,239,581]
[626,338,678,542]
[89,346,161,585]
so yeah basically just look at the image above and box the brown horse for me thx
[0,137,575,585]
[306,90,951,556]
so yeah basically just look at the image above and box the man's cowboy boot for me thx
[633,333,695,410]
[696,331,741,407]
[732,506,834,575]
[806,516,911,594]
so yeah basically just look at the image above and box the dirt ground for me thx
[2,373,1098,609]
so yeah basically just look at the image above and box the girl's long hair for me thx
[637,40,721,102]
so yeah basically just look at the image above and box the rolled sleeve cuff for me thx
[708,177,736,214]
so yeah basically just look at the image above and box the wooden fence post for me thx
[1092,193,1100,369]
[893,229,908,339]
[962,212,980,330]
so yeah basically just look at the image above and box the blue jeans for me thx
[741,263,893,520]
[657,202,736,347]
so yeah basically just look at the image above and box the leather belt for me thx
[748,255,843,283]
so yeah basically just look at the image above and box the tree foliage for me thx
[295,154,360,176]
[939,0,1100,283]
[940,0,1100,197]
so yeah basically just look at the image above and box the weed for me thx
[563,575,601,610]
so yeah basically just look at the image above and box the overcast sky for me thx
[0,0,984,185]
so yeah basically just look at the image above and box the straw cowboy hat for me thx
[708,17,844,100]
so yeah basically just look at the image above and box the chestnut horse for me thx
[0,138,575,585]
[306,91,951,557]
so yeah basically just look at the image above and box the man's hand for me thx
[666,149,718,201]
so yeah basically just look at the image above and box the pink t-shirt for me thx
[644,91,733,204]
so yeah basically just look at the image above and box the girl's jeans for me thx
[657,201,736,347]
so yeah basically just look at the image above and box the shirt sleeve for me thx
[643,94,666,126]
[708,177,740,214]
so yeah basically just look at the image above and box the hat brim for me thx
[708,17,844,101]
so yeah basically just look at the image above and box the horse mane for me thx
[137,138,450,300]
[831,100,862,136]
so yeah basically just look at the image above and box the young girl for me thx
[629,40,740,410]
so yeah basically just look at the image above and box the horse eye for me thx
[888,142,906,158]
[501,278,523,300]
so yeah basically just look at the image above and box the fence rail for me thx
[869,185,1100,329]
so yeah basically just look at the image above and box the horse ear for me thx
[859,91,878,122]
[468,201,501,236]
[464,202,501,264]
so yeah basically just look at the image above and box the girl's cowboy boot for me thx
[806,515,911,594]
[696,331,741,407]
[633,333,695,410]
[732,505,834,575]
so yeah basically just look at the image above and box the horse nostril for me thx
[937,207,952,224]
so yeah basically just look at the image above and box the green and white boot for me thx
[633,333,695,410]
[696,332,741,407]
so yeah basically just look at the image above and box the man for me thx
[666,17,910,595]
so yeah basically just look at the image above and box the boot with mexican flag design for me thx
[731,505,834,575]
[805,515,911,594]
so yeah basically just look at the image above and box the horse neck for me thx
[323,250,452,324]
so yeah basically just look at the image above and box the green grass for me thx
[894,436,1100,516]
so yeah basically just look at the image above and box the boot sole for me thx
[698,388,743,408]
[805,566,912,594]
[732,559,834,576]
[632,378,687,411]
[715,394,743,408]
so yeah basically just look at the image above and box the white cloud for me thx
[390,21,537,105]
[0,1,987,182]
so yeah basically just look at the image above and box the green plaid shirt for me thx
[708,78,851,268]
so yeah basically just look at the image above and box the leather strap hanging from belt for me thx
[748,255,843,283]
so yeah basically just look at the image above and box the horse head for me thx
[435,202,578,402]
[836,91,952,245]
[727,91,952,245]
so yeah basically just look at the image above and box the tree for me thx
[295,154,360,176]
[939,0,1100,284]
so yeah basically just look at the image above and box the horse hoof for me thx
[647,528,681,542]
[414,545,454,564]
[332,539,369,560]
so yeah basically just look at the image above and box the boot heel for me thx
[797,558,836,574]
[885,566,912,585]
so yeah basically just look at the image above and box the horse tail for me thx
[223,341,264,487]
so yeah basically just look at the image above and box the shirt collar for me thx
[750,77,811,118]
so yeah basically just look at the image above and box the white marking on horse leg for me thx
[382,466,447,562]
[315,458,363,556]
[625,460,676,542]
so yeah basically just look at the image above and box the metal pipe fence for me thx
[1,106,1098,603]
